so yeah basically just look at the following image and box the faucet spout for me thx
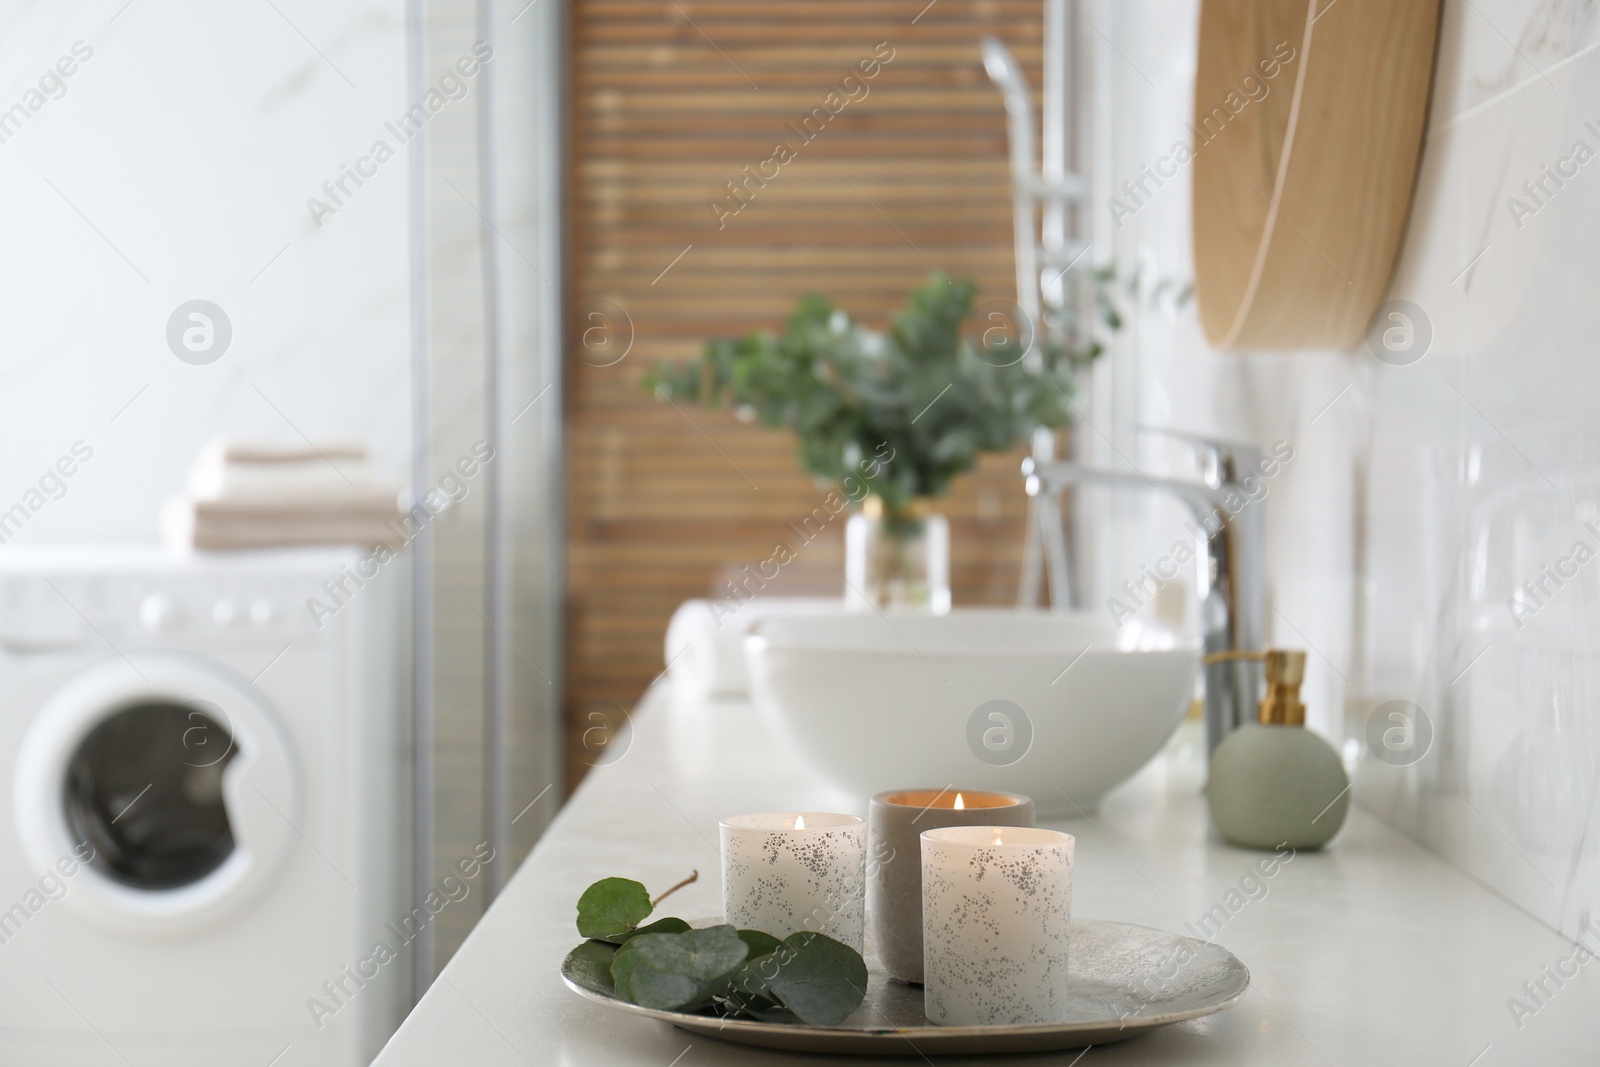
[1022,443,1268,759]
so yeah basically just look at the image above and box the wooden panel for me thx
[1192,0,1441,349]
[565,0,1044,788]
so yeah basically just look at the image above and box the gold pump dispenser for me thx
[1258,650,1307,726]
[1206,647,1350,849]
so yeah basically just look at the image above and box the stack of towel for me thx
[162,439,405,551]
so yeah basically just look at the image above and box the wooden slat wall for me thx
[565,0,1046,787]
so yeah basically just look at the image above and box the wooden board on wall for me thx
[565,0,1047,788]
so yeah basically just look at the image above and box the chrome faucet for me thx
[1020,429,1270,759]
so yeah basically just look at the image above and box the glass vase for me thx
[845,498,951,614]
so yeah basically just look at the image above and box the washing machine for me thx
[0,547,410,1066]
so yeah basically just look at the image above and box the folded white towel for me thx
[161,498,407,552]
[164,438,406,551]
[202,439,369,465]
[665,597,843,701]
[187,437,400,508]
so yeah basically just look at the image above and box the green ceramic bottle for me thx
[1207,650,1350,850]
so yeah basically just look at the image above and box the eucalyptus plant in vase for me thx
[643,272,1124,612]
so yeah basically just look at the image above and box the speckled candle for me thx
[920,825,1075,1026]
[720,812,866,951]
[868,789,1034,984]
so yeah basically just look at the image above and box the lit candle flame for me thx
[993,829,1004,846]
[954,793,965,810]
[794,814,806,830]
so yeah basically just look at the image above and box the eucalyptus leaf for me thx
[611,916,692,944]
[726,950,777,1003]
[764,932,870,1026]
[613,925,750,1012]
[576,877,654,941]
[736,930,784,958]
[720,948,805,1021]
[628,966,730,1013]
[610,939,644,1002]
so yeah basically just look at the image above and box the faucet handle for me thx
[1135,425,1266,483]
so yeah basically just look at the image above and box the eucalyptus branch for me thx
[643,273,1149,512]
[651,870,699,909]
[571,874,868,1025]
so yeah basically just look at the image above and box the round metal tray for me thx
[561,918,1249,1055]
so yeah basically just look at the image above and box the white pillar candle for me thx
[921,825,1075,1025]
[720,812,866,951]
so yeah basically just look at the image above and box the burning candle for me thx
[921,825,1075,1025]
[867,788,1034,983]
[719,812,866,950]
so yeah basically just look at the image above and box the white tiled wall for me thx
[1108,0,1600,940]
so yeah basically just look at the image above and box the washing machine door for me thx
[14,652,299,937]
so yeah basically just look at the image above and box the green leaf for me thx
[611,939,644,1001]
[719,945,805,1021]
[564,940,619,996]
[638,271,1143,505]
[611,916,692,945]
[726,950,778,1003]
[765,932,869,1026]
[612,925,750,1012]
[736,930,784,958]
[576,877,653,940]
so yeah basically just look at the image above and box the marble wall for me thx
[1099,0,1600,942]
[0,0,413,535]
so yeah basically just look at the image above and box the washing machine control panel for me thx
[138,593,181,633]
[0,566,351,652]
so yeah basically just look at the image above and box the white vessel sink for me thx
[744,609,1199,816]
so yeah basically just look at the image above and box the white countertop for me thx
[374,686,1600,1065]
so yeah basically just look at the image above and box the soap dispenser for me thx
[1207,650,1350,849]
